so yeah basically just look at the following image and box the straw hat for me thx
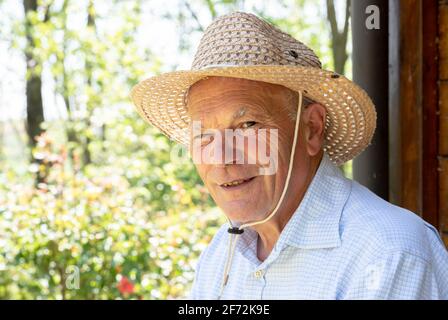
[130,11,376,165]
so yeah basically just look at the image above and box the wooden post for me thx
[352,0,390,200]
[422,0,439,228]
[439,1,448,246]
[398,0,423,214]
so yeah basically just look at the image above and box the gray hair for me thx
[283,90,316,121]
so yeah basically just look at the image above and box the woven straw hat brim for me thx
[130,64,376,166]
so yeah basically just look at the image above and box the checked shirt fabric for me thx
[191,153,448,299]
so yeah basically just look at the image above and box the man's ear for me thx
[302,103,326,156]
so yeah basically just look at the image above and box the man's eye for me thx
[194,134,213,146]
[241,121,257,129]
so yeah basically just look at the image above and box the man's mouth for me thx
[220,177,256,189]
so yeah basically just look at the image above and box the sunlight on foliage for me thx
[0,0,348,299]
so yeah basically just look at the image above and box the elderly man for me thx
[131,12,448,299]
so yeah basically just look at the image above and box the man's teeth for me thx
[222,179,247,187]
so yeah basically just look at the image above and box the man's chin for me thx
[219,201,266,223]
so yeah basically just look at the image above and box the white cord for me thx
[218,231,238,295]
[217,90,303,299]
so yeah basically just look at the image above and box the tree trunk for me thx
[326,0,351,176]
[82,0,96,166]
[23,0,44,149]
[326,0,351,75]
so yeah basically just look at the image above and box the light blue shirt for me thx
[190,153,448,299]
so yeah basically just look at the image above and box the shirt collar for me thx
[275,152,351,250]
[233,153,352,267]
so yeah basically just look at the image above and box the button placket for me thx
[248,268,264,300]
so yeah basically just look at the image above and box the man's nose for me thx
[211,131,244,167]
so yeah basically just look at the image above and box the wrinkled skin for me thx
[187,76,326,261]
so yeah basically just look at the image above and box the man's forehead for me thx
[189,76,267,91]
[190,105,264,125]
[186,77,296,124]
[188,84,281,114]
[187,76,290,103]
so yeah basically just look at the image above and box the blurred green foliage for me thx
[0,0,222,299]
[0,111,222,299]
[0,0,346,299]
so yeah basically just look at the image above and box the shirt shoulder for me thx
[340,180,447,262]
[338,181,448,298]
[199,223,230,262]
[190,223,229,299]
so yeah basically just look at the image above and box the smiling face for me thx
[187,76,325,224]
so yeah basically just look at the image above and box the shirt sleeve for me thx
[343,250,445,299]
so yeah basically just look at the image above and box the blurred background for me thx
[0,0,446,299]
[0,0,350,299]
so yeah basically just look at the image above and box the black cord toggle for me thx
[227,227,244,234]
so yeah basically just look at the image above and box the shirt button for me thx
[254,270,264,279]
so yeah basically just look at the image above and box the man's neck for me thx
[253,153,323,262]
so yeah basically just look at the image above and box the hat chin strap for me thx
[218,90,303,299]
